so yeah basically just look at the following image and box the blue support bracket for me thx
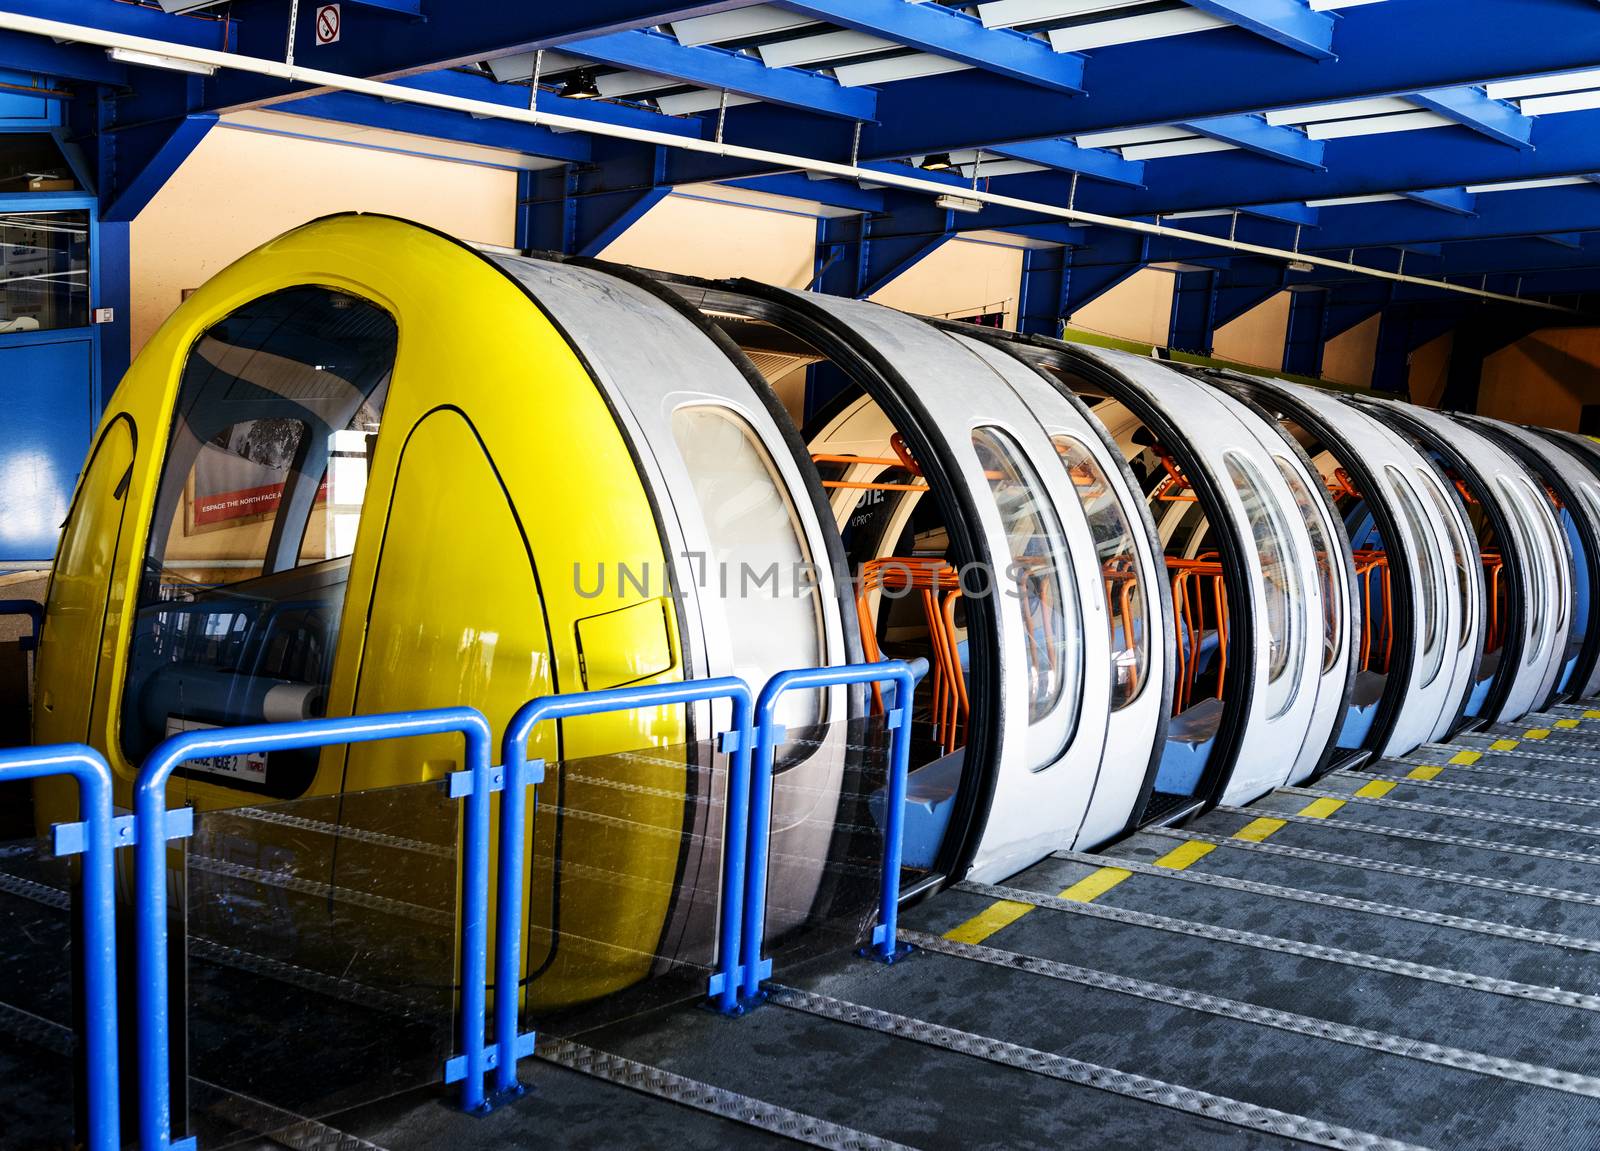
[1403,187,1478,216]
[1180,114,1326,170]
[500,673,756,1100]
[52,807,192,857]
[1182,0,1337,59]
[445,1030,537,1085]
[0,745,121,1151]
[133,708,496,1147]
[567,30,877,121]
[1411,85,1534,150]
[781,0,1087,92]
[740,661,919,1008]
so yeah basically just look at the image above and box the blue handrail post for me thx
[497,676,756,1083]
[742,661,917,1004]
[2,744,120,1151]
[133,707,494,1149]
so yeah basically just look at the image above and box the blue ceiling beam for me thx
[381,68,702,139]
[567,29,876,120]
[775,0,1086,93]
[850,0,1600,159]
[986,139,1145,188]
[721,174,885,214]
[0,29,126,84]
[275,90,593,161]
[1301,186,1600,250]
[1240,202,1319,225]
[1538,233,1585,249]
[1409,86,1533,149]
[976,107,1600,220]
[1178,114,1325,169]
[1182,0,1337,60]
[0,0,229,48]
[345,0,423,13]
[1402,187,1477,216]
[202,1,752,109]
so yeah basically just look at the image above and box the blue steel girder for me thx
[282,89,591,162]
[101,112,214,222]
[1178,114,1325,170]
[1282,287,1329,377]
[848,0,1600,159]
[524,138,668,256]
[1402,187,1477,216]
[1169,270,1219,355]
[774,0,1087,93]
[812,208,957,299]
[1018,245,1070,337]
[202,1,753,109]
[1182,0,1337,60]
[1410,86,1533,150]
[0,29,126,85]
[986,139,1145,187]
[722,174,884,214]
[565,30,876,120]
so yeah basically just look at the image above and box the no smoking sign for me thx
[315,4,341,45]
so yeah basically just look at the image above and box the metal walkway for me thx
[15,709,1600,1149]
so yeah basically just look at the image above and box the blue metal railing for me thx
[132,707,495,1150]
[740,661,917,1005]
[499,676,757,1068]
[1,743,120,1151]
[0,598,43,651]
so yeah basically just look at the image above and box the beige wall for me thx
[1323,314,1381,389]
[1068,268,1175,346]
[867,238,1023,328]
[1479,327,1600,431]
[130,122,519,357]
[1213,291,1289,371]
[599,193,817,287]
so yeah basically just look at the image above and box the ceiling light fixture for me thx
[561,68,602,100]
[935,193,983,214]
[107,46,217,75]
[921,152,954,171]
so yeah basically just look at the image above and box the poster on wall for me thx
[190,418,318,529]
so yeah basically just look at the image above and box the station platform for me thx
[11,705,1600,1149]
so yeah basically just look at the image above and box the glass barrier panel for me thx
[181,778,459,1147]
[0,813,78,1149]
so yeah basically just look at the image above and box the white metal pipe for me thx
[13,11,1573,314]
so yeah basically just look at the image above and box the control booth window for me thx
[0,209,88,333]
[120,286,396,795]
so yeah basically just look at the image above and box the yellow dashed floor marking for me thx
[1556,718,1580,729]
[1407,765,1443,781]
[1355,780,1398,799]
[1058,867,1135,902]
[1153,840,1217,870]
[1586,710,1600,720]
[942,899,1033,945]
[1490,739,1520,751]
[1449,750,1482,766]
[944,776,1374,945]
[1296,797,1347,819]
[1525,728,1551,740]
[1234,817,1288,842]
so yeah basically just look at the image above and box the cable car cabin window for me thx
[1053,434,1147,710]
[971,427,1081,739]
[120,286,397,790]
[1224,453,1305,718]
[1416,470,1474,651]
[669,404,825,732]
[1387,466,1445,687]
[1273,457,1340,674]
